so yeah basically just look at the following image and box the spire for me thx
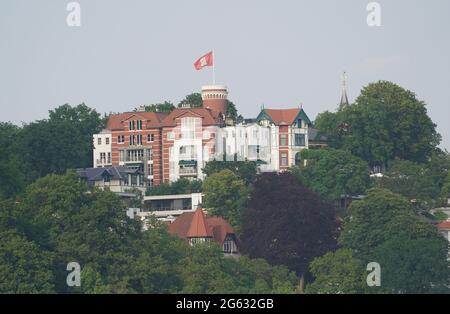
[340,71,349,107]
[186,208,213,238]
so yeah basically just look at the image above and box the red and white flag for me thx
[194,51,213,70]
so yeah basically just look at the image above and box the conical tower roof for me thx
[186,208,213,238]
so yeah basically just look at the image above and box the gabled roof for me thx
[167,208,236,245]
[256,108,312,126]
[77,167,142,182]
[437,221,450,230]
[161,108,221,127]
[106,112,168,130]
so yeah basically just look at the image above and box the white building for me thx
[93,129,112,168]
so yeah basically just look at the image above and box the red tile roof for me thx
[186,208,213,238]
[106,112,168,130]
[262,108,301,125]
[161,108,221,127]
[167,208,236,245]
[437,221,450,230]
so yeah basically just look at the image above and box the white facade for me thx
[93,130,112,168]
[216,123,277,172]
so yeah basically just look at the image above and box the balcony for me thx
[96,159,112,166]
[179,167,198,176]
[124,156,144,163]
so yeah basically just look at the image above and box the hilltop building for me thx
[92,84,319,191]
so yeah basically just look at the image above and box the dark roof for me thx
[77,167,142,182]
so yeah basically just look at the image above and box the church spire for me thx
[340,71,349,107]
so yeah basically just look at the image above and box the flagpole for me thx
[212,49,216,85]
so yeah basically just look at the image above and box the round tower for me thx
[201,85,228,116]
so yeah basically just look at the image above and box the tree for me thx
[306,249,367,294]
[178,93,203,108]
[375,159,441,209]
[339,188,436,259]
[142,101,175,113]
[147,178,202,196]
[202,160,257,186]
[372,236,449,293]
[339,188,450,293]
[314,81,441,167]
[202,170,249,232]
[0,122,25,198]
[291,148,371,204]
[0,228,55,293]
[241,172,339,280]
[19,104,103,180]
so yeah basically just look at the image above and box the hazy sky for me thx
[1,0,449,149]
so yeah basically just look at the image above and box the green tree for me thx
[372,236,449,294]
[202,169,249,232]
[0,229,55,293]
[376,159,441,209]
[306,249,367,294]
[291,148,371,204]
[19,104,103,180]
[0,123,25,198]
[147,178,202,196]
[339,188,439,259]
[339,188,450,293]
[315,81,441,167]
[202,160,257,186]
[241,172,339,281]
[142,101,175,113]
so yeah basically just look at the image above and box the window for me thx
[297,119,303,128]
[97,138,102,145]
[137,120,142,130]
[105,137,110,145]
[280,134,288,146]
[119,150,125,162]
[147,163,154,176]
[137,134,143,145]
[107,152,111,164]
[118,135,125,144]
[129,120,135,131]
[129,135,135,146]
[295,134,305,147]
[280,153,288,166]
[147,133,154,142]
[146,148,153,160]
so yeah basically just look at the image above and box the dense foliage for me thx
[202,169,249,233]
[241,172,339,280]
[315,81,441,167]
[0,173,298,294]
[291,148,371,203]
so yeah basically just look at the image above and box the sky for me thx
[1,0,450,149]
